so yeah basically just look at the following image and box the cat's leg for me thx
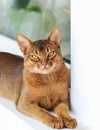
[54,103,77,128]
[17,101,63,128]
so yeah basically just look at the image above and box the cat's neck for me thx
[23,65,68,87]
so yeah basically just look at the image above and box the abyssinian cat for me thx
[0,27,77,129]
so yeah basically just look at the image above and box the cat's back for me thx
[0,52,24,79]
[0,52,23,65]
[0,52,24,102]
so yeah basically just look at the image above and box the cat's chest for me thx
[30,85,63,110]
[38,93,59,110]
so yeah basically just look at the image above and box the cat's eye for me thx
[30,54,39,60]
[48,51,55,58]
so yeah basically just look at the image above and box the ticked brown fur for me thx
[0,27,77,129]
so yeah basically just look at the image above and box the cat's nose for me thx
[42,62,47,68]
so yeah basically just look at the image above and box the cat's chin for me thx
[29,68,54,74]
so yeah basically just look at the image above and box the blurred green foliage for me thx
[13,0,30,9]
[0,0,70,59]
[24,0,41,12]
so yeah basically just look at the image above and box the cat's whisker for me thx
[27,62,65,74]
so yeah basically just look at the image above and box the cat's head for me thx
[16,26,64,74]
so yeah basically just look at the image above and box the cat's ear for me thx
[16,34,31,54]
[48,26,61,47]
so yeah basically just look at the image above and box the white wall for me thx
[71,0,100,130]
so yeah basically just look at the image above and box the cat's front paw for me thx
[63,118,77,128]
[48,117,64,129]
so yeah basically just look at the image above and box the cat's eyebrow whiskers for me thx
[33,49,39,55]
[35,49,38,54]
[46,47,49,52]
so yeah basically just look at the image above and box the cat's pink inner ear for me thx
[16,34,31,54]
[48,26,62,47]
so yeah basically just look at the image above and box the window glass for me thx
[0,0,70,60]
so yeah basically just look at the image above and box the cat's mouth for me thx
[29,65,54,74]
[29,63,64,74]
[31,67,52,74]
